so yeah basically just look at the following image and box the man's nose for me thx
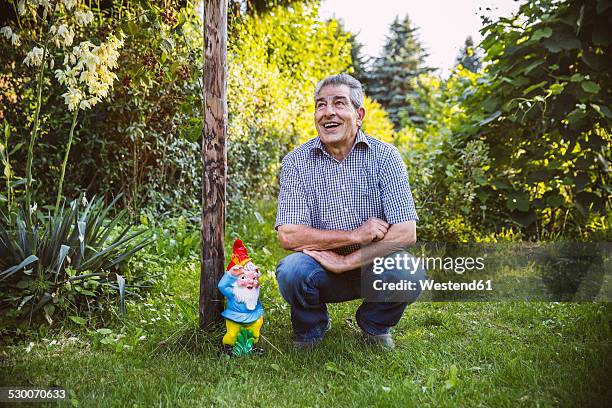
[323,103,336,116]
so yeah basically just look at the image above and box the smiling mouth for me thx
[322,122,341,129]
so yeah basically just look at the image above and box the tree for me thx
[328,20,369,85]
[455,36,481,73]
[347,31,369,85]
[458,0,611,236]
[365,15,430,129]
[200,0,228,328]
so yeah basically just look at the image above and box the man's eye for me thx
[336,101,345,106]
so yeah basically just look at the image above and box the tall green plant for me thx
[0,196,151,326]
[1,0,124,214]
[227,2,352,214]
[364,15,431,129]
[52,33,124,213]
[461,0,611,236]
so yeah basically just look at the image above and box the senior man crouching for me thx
[275,73,426,350]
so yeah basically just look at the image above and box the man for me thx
[275,73,425,350]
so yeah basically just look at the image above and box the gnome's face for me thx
[232,262,261,310]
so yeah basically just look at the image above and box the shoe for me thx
[220,345,234,356]
[220,344,265,357]
[292,320,331,349]
[362,330,395,350]
[251,346,265,356]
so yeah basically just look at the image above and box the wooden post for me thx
[200,0,227,329]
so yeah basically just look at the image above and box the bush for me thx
[0,196,150,327]
[227,1,352,215]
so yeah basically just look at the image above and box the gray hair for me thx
[314,73,365,110]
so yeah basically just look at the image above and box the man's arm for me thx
[303,220,416,273]
[277,218,390,251]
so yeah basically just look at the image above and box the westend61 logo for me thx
[363,243,609,302]
[372,252,485,275]
[369,252,492,295]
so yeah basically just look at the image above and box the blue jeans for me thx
[276,251,425,342]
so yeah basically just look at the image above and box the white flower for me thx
[64,29,75,47]
[81,50,99,70]
[23,47,44,67]
[55,69,68,84]
[57,34,124,111]
[56,24,74,47]
[75,10,94,26]
[57,24,68,37]
[0,26,12,40]
[62,87,83,111]
[61,0,77,10]
[11,33,20,46]
[78,99,91,109]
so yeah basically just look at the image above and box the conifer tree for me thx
[455,36,481,72]
[364,15,430,129]
[330,20,369,85]
[347,32,369,85]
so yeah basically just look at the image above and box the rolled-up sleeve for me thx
[379,146,419,224]
[275,157,311,229]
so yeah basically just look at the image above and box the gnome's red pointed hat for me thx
[226,238,252,271]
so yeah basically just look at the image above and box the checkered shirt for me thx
[275,130,418,252]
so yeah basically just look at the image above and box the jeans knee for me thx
[276,252,318,303]
[376,251,427,302]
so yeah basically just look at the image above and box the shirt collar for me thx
[311,128,370,154]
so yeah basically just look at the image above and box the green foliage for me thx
[0,196,151,327]
[331,20,370,85]
[365,15,431,129]
[399,0,611,241]
[232,326,255,356]
[76,2,204,215]
[1,1,353,219]
[227,1,352,214]
[0,1,204,216]
[455,36,482,73]
[399,68,491,241]
[361,97,396,144]
[460,0,612,237]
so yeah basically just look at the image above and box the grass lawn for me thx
[1,203,611,407]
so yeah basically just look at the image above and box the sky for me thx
[319,0,522,75]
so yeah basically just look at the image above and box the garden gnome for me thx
[218,239,264,355]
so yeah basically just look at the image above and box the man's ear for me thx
[356,107,365,126]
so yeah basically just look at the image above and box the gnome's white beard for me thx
[233,285,260,311]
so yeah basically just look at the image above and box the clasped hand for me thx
[304,218,389,273]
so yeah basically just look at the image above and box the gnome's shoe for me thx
[361,330,395,350]
[220,345,234,356]
[251,346,265,356]
[292,320,331,350]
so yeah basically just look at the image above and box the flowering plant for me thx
[1,0,124,215]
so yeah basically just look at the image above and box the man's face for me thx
[314,84,365,147]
